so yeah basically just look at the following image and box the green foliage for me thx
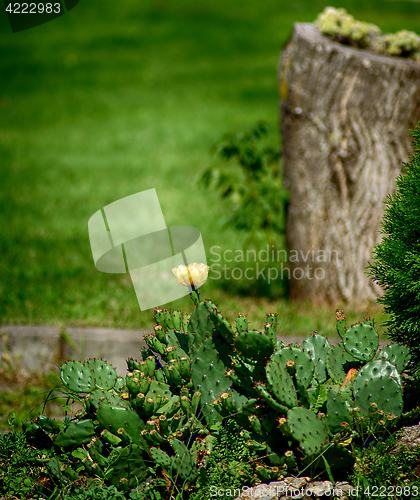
[64,482,126,500]
[63,478,168,500]
[349,431,420,498]
[0,430,43,498]
[380,30,420,58]
[368,124,420,367]
[192,419,258,499]
[200,121,288,249]
[214,307,415,471]
[0,427,80,499]
[199,121,289,298]
[316,7,420,59]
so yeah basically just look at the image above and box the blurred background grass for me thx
[0,0,418,337]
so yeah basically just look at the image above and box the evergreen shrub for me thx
[368,123,420,367]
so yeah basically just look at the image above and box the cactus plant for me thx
[324,391,351,434]
[375,343,411,372]
[301,333,331,383]
[54,420,96,448]
[353,377,403,417]
[60,359,117,393]
[105,443,148,491]
[234,330,275,362]
[55,296,415,492]
[342,323,378,362]
[287,407,329,457]
[96,405,147,449]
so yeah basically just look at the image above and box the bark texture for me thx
[279,23,420,305]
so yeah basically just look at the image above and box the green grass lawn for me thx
[0,0,417,336]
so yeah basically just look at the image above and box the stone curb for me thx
[232,477,354,500]
[0,325,149,375]
[0,325,387,376]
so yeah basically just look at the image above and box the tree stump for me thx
[279,23,420,305]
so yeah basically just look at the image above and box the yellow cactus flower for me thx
[172,263,210,288]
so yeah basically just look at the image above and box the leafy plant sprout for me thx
[200,120,288,250]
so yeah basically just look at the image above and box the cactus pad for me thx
[145,379,172,400]
[85,359,118,390]
[106,443,148,491]
[301,333,331,383]
[60,360,95,393]
[254,383,288,413]
[86,389,129,411]
[170,438,196,480]
[352,359,402,394]
[191,335,231,423]
[287,407,329,457]
[236,313,248,333]
[210,307,235,344]
[375,344,411,372]
[96,405,147,448]
[270,346,314,388]
[54,420,95,448]
[166,329,189,358]
[343,323,378,362]
[353,376,403,417]
[150,447,172,469]
[266,359,297,408]
[325,391,351,434]
[234,330,275,362]
[326,343,355,385]
[187,301,214,349]
[336,309,347,339]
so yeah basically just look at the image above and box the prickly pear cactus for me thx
[375,343,411,372]
[326,343,356,385]
[224,308,413,469]
[54,420,95,448]
[234,330,275,362]
[105,443,148,492]
[353,376,403,417]
[301,333,331,383]
[287,407,329,457]
[60,360,94,393]
[96,405,147,448]
[342,323,378,362]
[324,391,351,433]
[55,301,414,487]
[60,359,117,393]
